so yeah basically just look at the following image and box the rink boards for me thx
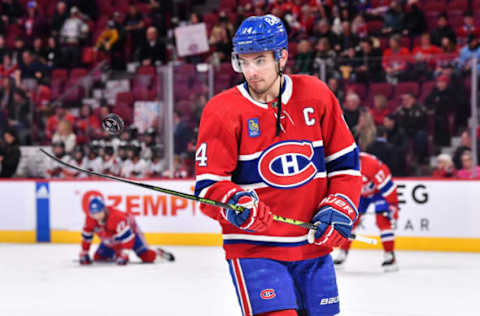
[0,178,479,252]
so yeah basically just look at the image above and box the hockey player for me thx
[194,15,361,316]
[120,141,147,178]
[146,145,166,178]
[45,141,68,178]
[79,196,157,265]
[64,146,88,178]
[101,144,119,176]
[86,140,103,173]
[334,152,399,272]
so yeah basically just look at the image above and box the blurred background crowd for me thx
[0,0,479,179]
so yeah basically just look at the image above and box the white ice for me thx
[0,244,478,316]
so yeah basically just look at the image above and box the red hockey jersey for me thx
[81,208,137,252]
[194,74,362,261]
[360,152,398,207]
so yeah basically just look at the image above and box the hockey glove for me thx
[307,194,358,248]
[388,205,399,221]
[115,249,129,265]
[225,190,273,232]
[79,250,92,265]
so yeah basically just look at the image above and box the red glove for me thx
[389,205,399,221]
[79,250,92,265]
[115,249,129,265]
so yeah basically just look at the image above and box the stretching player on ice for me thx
[79,196,158,265]
[194,15,361,316]
[334,152,399,272]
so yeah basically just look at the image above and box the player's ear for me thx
[279,49,288,71]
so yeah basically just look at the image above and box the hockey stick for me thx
[40,149,376,245]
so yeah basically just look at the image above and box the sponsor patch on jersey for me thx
[258,140,318,188]
[260,289,276,300]
[247,118,260,137]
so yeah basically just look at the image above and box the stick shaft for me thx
[40,149,376,244]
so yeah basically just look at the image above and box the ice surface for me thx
[0,244,478,316]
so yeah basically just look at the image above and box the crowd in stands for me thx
[0,0,480,179]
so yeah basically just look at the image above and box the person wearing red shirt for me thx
[411,33,442,70]
[370,94,391,126]
[382,34,410,84]
[46,105,75,140]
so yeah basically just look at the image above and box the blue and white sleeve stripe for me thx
[82,231,93,241]
[114,227,134,243]
[195,174,231,197]
[325,143,361,177]
[379,176,396,197]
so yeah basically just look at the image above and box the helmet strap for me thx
[275,61,283,136]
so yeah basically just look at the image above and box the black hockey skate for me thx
[382,251,399,272]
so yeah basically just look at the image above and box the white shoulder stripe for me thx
[223,233,308,243]
[378,174,392,189]
[325,143,357,163]
[196,174,231,182]
[327,170,361,177]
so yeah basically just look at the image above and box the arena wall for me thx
[0,179,479,252]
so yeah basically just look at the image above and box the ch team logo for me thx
[260,289,276,300]
[258,141,318,189]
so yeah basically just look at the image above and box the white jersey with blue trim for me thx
[194,74,362,261]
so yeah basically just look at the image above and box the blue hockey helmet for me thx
[232,14,288,72]
[89,196,106,215]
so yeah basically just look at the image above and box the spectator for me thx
[0,77,15,112]
[11,38,25,67]
[124,4,146,50]
[45,37,62,68]
[411,33,442,79]
[430,14,457,47]
[1,0,24,25]
[52,119,76,153]
[209,13,234,63]
[0,128,21,177]
[424,74,454,147]
[68,0,99,21]
[312,37,337,80]
[370,94,390,126]
[395,92,428,163]
[294,40,314,74]
[457,11,480,44]
[19,50,47,81]
[64,146,88,179]
[60,6,89,67]
[432,153,456,178]
[32,38,48,64]
[95,20,125,70]
[366,125,399,175]
[343,92,361,132]
[382,0,405,35]
[0,36,7,61]
[457,34,480,74]
[138,26,167,66]
[0,54,18,79]
[311,19,340,52]
[96,21,119,53]
[337,21,359,53]
[22,1,48,41]
[440,37,458,54]
[383,114,408,175]
[351,14,368,39]
[457,151,480,179]
[46,105,75,140]
[353,107,377,152]
[382,34,411,84]
[327,77,344,105]
[354,37,384,82]
[146,145,166,178]
[402,0,425,38]
[75,104,101,143]
[173,110,193,155]
[452,129,480,170]
[8,88,32,144]
[50,1,68,37]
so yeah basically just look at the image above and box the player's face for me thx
[91,210,106,222]
[238,52,279,96]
